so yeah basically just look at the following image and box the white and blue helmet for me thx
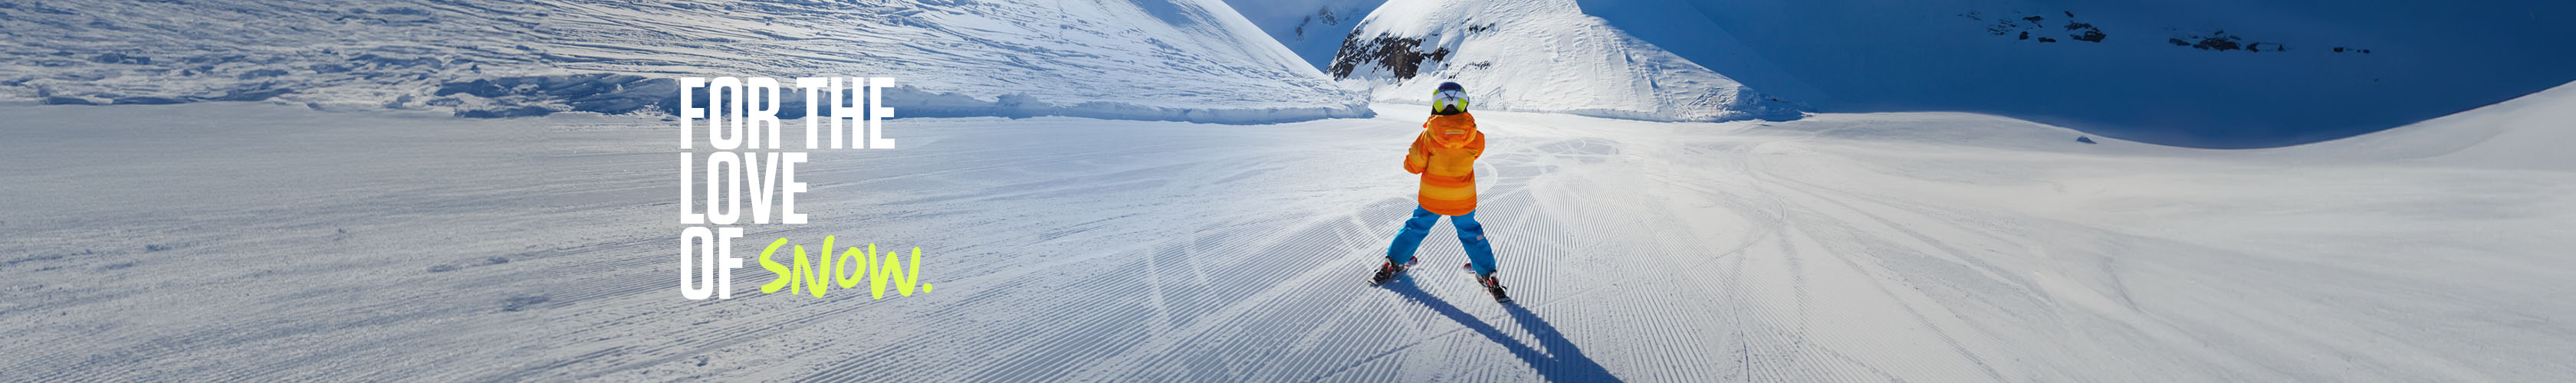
[1432,82,1469,115]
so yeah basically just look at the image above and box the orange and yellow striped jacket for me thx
[1406,113,1484,215]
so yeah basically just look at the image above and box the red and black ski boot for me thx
[1474,269,1512,303]
[1367,257,1418,286]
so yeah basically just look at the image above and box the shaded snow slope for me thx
[1577,0,2576,147]
[1328,0,1803,122]
[0,0,1369,123]
[5,103,2568,381]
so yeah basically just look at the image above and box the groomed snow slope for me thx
[0,0,1369,123]
[1329,0,1804,123]
[2,100,2568,381]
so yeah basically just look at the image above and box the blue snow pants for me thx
[1387,206,1497,275]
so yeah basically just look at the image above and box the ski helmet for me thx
[1432,82,1469,115]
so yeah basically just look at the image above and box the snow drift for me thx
[1327,0,1805,123]
[0,0,1372,123]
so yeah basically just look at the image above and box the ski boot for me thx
[1473,267,1511,303]
[1367,257,1418,286]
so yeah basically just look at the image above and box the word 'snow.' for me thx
[759,236,932,299]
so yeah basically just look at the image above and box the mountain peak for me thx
[1328,0,1803,122]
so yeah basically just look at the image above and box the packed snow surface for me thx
[1329,0,1804,123]
[3,90,2571,381]
[0,0,1368,123]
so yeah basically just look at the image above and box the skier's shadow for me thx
[1385,280,1623,382]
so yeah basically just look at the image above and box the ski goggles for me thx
[1432,89,1470,114]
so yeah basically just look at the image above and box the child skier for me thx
[1369,82,1508,303]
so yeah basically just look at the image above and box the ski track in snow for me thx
[2,103,2571,381]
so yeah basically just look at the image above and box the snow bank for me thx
[1328,0,1805,123]
[0,0,1371,123]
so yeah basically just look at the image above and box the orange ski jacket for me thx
[1406,112,1484,215]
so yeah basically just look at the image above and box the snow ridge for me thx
[2275,80,2576,170]
[0,0,1372,123]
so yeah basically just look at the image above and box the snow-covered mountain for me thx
[1222,0,1389,72]
[1576,0,2576,147]
[1327,0,1804,123]
[0,0,1370,123]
